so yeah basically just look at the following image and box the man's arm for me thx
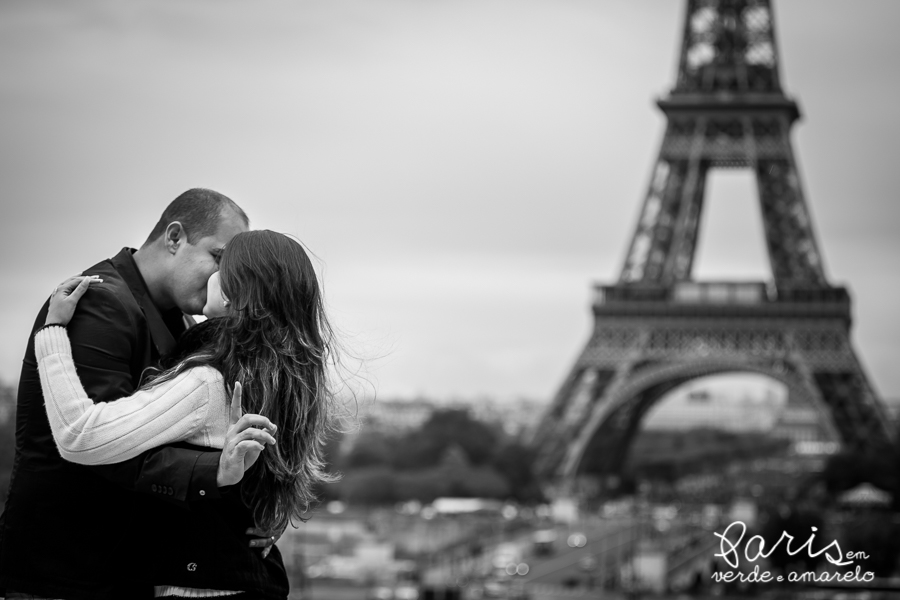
[60,282,224,504]
[43,274,281,550]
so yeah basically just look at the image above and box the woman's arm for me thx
[36,324,217,465]
[38,274,277,477]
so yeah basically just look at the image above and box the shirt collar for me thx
[110,247,186,358]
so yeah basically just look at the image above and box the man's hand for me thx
[247,524,288,558]
[216,382,277,487]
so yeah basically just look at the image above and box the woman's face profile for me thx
[202,271,230,319]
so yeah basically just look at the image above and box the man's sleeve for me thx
[63,284,224,505]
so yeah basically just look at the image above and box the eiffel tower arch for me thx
[531,0,893,488]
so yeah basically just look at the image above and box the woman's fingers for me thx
[53,277,77,295]
[233,440,265,459]
[231,413,277,435]
[235,439,265,461]
[67,277,93,302]
[229,381,243,424]
[246,525,285,556]
[232,426,277,447]
[55,275,102,296]
[216,430,266,487]
[223,404,276,475]
[235,440,265,453]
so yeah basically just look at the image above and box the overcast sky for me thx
[1,0,898,402]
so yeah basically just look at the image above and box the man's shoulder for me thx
[80,252,127,284]
[76,254,142,317]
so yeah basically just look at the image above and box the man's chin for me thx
[178,301,207,318]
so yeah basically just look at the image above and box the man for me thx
[0,189,274,599]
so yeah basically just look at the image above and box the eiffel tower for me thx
[531,0,893,487]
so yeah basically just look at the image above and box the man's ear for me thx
[164,222,186,255]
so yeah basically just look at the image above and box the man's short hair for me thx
[144,188,249,246]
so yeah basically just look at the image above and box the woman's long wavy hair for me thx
[145,230,339,533]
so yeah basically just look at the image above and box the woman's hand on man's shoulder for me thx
[45,275,104,326]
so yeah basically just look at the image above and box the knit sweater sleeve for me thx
[36,325,218,466]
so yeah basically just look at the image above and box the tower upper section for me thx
[674,0,782,96]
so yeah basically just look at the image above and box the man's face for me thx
[169,210,248,315]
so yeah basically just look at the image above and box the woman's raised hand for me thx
[216,382,278,487]
[46,275,103,326]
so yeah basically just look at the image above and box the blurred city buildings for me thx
[357,396,547,438]
[356,378,848,446]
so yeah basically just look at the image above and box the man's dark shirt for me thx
[0,249,223,600]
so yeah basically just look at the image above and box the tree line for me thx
[319,407,545,506]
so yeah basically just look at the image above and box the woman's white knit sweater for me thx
[35,325,233,465]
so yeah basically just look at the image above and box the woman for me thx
[35,230,339,599]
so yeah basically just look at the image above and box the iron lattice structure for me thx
[531,0,892,487]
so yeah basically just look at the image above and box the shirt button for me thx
[151,484,158,493]
[199,490,206,496]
